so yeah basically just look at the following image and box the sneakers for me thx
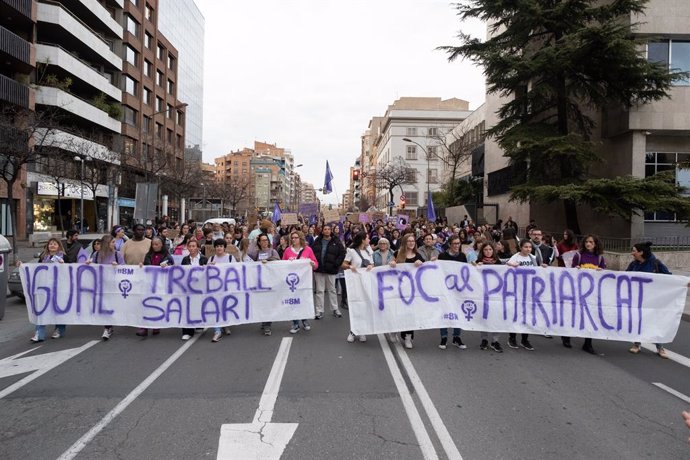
[657,347,668,359]
[347,332,356,343]
[51,330,62,339]
[302,320,311,331]
[452,336,467,349]
[543,335,553,339]
[136,328,148,337]
[359,335,367,343]
[629,344,641,354]
[102,327,113,341]
[404,336,413,349]
[212,331,222,342]
[490,341,504,353]
[439,337,448,349]
[521,340,534,351]
[263,327,272,336]
[507,337,518,349]
[224,327,232,336]
[289,324,301,334]
[333,310,343,318]
[181,334,192,341]
[314,312,323,320]
[30,333,43,343]
[480,339,488,350]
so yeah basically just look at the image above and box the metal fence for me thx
[532,229,690,252]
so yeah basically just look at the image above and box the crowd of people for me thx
[26,213,676,360]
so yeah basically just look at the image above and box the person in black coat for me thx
[310,224,346,319]
[180,239,207,340]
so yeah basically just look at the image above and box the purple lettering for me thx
[166,297,183,323]
[416,265,439,303]
[187,266,204,294]
[27,265,50,315]
[617,276,633,333]
[144,266,163,294]
[221,294,240,321]
[558,271,576,328]
[596,273,615,331]
[142,296,165,321]
[531,275,550,327]
[206,266,222,293]
[167,266,188,294]
[503,269,518,322]
[630,276,653,335]
[52,265,74,314]
[376,269,399,311]
[76,264,99,315]
[201,296,220,322]
[223,267,242,291]
[397,271,415,305]
[577,272,597,331]
[481,268,502,320]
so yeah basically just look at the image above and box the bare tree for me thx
[0,106,62,252]
[214,175,253,217]
[161,156,204,219]
[362,157,412,216]
[37,150,80,234]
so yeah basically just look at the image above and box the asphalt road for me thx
[1,294,689,460]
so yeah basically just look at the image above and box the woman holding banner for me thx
[437,235,468,350]
[208,238,235,342]
[137,236,174,338]
[373,238,394,267]
[249,232,281,337]
[342,232,374,343]
[88,235,123,341]
[29,238,67,342]
[564,235,607,354]
[506,239,537,351]
[179,239,208,340]
[556,229,579,267]
[627,242,671,358]
[474,242,504,353]
[283,231,317,334]
[395,233,424,349]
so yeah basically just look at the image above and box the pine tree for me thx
[440,0,690,234]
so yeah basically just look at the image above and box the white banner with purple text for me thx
[20,260,314,328]
[345,261,688,343]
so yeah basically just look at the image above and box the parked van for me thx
[203,217,237,226]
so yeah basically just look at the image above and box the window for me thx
[145,4,154,21]
[157,70,164,86]
[167,79,174,94]
[406,192,418,206]
[644,151,690,221]
[405,145,417,160]
[648,40,690,85]
[168,55,175,70]
[177,134,183,148]
[166,104,173,118]
[156,123,163,140]
[125,45,137,66]
[406,127,417,136]
[167,129,173,143]
[144,60,152,77]
[157,44,165,60]
[123,106,137,126]
[124,137,135,156]
[428,169,438,184]
[177,110,184,126]
[143,87,151,105]
[156,96,163,111]
[428,127,438,136]
[125,14,139,36]
[145,32,153,49]
[405,168,417,183]
[142,116,151,133]
[124,75,137,96]
[428,146,438,160]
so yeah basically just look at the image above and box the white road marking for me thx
[57,333,202,460]
[652,382,690,404]
[641,344,690,369]
[0,341,100,400]
[377,334,438,460]
[393,340,464,460]
[217,337,298,460]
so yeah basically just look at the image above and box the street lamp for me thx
[74,155,91,233]
[200,182,206,221]
[402,137,431,213]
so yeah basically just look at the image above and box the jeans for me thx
[481,331,499,342]
[634,341,663,349]
[439,328,461,338]
[36,324,65,340]
[509,333,529,342]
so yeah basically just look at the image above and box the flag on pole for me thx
[323,160,333,195]
[427,190,436,222]
[272,201,282,224]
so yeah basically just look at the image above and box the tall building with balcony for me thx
[156,0,203,160]
[300,182,317,204]
[0,0,36,238]
[25,0,124,234]
[370,97,471,215]
[119,0,187,223]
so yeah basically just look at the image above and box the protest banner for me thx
[167,229,180,240]
[395,214,409,230]
[281,213,299,225]
[298,203,319,217]
[359,213,370,224]
[345,261,688,343]
[323,209,340,223]
[371,211,386,223]
[347,213,360,224]
[20,260,315,328]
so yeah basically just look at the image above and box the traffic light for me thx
[352,169,360,181]
[400,194,406,210]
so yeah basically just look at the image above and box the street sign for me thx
[388,201,395,207]
[400,194,406,201]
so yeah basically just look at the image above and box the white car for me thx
[203,217,236,226]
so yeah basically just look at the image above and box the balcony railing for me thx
[3,0,33,19]
[0,73,30,107]
[0,25,32,65]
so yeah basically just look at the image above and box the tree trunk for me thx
[563,199,581,235]
[388,188,394,216]
[6,177,18,257]
[93,196,99,233]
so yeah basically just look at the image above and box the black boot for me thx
[562,337,572,348]
[582,338,596,354]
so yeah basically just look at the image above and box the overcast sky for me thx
[195,0,486,204]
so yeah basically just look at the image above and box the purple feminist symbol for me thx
[461,300,478,321]
[119,279,132,298]
[285,273,300,292]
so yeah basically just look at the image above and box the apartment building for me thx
[301,181,317,204]
[371,97,471,214]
